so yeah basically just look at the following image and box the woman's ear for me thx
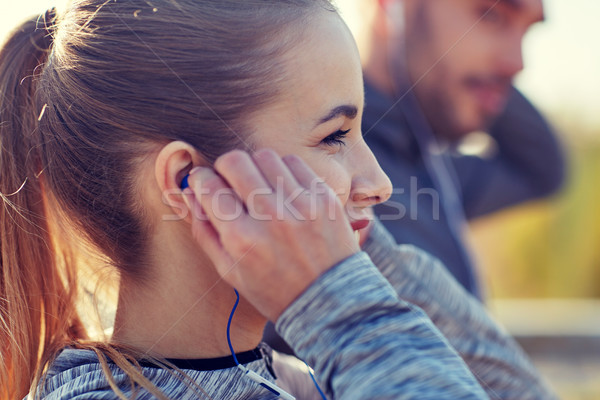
[154,141,207,220]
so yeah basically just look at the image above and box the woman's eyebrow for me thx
[315,105,358,127]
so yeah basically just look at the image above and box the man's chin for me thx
[435,114,496,142]
[434,118,481,141]
[474,109,502,134]
[436,129,471,142]
[427,97,502,141]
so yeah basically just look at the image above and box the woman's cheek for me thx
[302,152,350,200]
[325,170,351,203]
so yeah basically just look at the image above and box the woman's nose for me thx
[349,143,392,206]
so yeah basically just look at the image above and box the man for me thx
[343,0,565,299]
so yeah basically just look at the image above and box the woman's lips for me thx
[350,219,370,231]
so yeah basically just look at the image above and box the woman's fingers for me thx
[283,154,330,193]
[186,164,263,271]
[253,149,302,195]
[186,166,245,232]
[214,150,273,200]
[214,150,283,220]
[182,149,359,321]
[182,188,235,271]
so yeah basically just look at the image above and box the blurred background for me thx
[471,1,600,395]
[2,0,599,398]
[344,1,600,397]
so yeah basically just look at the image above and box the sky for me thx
[515,0,600,130]
[2,0,599,131]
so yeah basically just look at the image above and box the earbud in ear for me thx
[180,174,190,190]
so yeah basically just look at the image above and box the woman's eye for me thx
[321,129,350,147]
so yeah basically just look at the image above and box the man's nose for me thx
[498,34,525,77]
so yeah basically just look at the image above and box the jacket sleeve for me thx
[275,251,489,400]
[452,87,566,219]
[362,218,558,400]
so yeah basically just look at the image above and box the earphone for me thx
[236,364,296,400]
[182,175,326,399]
[181,174,190,190]
[227,289,296,400]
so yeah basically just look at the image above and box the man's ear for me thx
[154,141,207,219]
[379,0,405,37]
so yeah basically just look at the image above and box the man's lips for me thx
[471,84,509,115]
[464,77,511,116]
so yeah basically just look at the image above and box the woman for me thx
[0,1,553,399]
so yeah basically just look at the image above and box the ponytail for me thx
[2,1,338,398]
[0,13,86,399]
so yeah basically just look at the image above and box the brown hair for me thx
[0,0,336,398]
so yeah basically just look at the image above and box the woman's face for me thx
[249,11,392,231]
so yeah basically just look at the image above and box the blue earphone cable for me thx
[304,361,327,399]
[227,288,326,399]
[227,288,241,366]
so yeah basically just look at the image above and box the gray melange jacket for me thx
[34,220,556,400]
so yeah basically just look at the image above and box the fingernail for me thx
[189,166,204,176]
[184,167,210,191]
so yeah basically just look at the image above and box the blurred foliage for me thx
[470,125,600,299]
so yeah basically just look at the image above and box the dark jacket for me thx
[363,82,565,299]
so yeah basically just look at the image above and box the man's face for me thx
[403,0,544,139]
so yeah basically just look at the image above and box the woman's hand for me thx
[183,149,360,322]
